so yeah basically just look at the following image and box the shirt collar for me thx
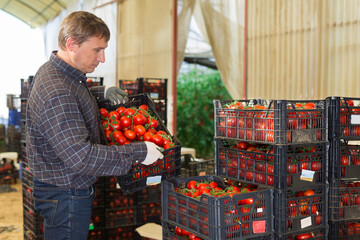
[50,51,87,84]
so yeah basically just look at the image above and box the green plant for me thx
[177,66,232,159]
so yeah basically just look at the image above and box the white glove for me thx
[105,86,129,105]
[142,141,164,165]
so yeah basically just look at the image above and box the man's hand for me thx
[105,86,129,105]
[141,142,164,165]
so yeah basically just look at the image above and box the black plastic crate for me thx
[24,224,43,240]
[98,93,181,194]
[90,207,106,229]
[181,155,215,177]
[328,97,360,140]
[215,138,328,189]
[23,204,44,238]
[105,206,137,228]
[136,184,161,202]
[140,78,167,100]
[23,184,34,210]
[276,226,328,240]
[119,79,140,95]
[21,164,33,188]
[104,187,137,209]
[329,220,360,240]
[162,176,274,240]
[20,76,33,99]
[137,201,161,224]
[329,139,360,180]
[162,220,274,240]
[119,78,167,100]
[88,227,106,240]
[329,179,360,221]
[214,99,328,144]
[107,225,137,240]
[86,76,104,88]
[273,184,328,234]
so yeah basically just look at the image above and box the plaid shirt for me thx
[26,51,147,189]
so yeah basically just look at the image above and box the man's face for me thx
[72,36,108,74]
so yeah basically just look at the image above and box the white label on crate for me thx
[146,176,161,185]
[116,183,121,189]
[301,216,312,229]
[351,115,360,124]
[257,207,263,213]
[300,169,315,182]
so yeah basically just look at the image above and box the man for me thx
[26,11,163,240]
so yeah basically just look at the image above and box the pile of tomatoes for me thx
[219,141,324,187]
[286,189,323,230]
[99,104,176,179]
[340,145,360,177]
[99,104,174,149]
[218,100,324,143]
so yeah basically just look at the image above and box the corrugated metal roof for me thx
[0,0,73,28]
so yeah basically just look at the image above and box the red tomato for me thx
[295,233,313,239]
[99,108,108,118]
[209,181,218,189]
[143,132,153,141]
[124,108,136,116]
[236,141,248,150]
[139,104,148,111]
[110,120,121,131]
[108,111,120,121]
[133,114,147,125]
[115,136,127,145]
[175,226,182,236]
[124,130,136,140]
[116,106,126,116]
[120,116,132,129]
[149,118,159,129]
[102,120,111,131]
[187,180,197,190]
[150,134,163,147]
[133,125,146,136]
[112,131,123,140]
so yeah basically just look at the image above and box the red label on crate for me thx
[252,220,266,233]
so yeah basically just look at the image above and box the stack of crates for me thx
[213,99,329,239]
[20,75,45,239]
[89,176,161,240]
[119,78,168,125]
[327,97,360,240]
[161,99,274,240]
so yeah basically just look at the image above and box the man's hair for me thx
[58,11,110,50]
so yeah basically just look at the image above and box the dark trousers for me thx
[33,178,95,240]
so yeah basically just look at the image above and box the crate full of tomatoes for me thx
[329,179,360,221]
[162,176,273,240]
[215,139,328,189]
[273,184,327,234]
[98,94,181,194]
[329,220,360,240]
[328,97,360,139]
[329,139,360,180]
[214,99,327,144]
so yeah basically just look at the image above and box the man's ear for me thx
[66,37,78,52]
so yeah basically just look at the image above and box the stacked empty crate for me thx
[214,99,329,239]
[327,97,360,240]
[119,78,168,125]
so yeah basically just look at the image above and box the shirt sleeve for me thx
[38,90,147,177]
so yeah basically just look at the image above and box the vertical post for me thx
[171,0,178,135]
[243,0,248,100]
